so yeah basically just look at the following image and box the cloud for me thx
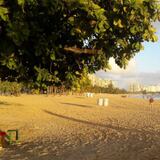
[153,22,160,32]
[96,58,160,89]
[107,58,137,74]
[96,58,137,89]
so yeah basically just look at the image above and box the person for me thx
[149,97,154,108]
[0,131,7,148]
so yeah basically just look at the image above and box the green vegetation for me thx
[0,0,160,89]
[89,83,128,94]
[0,79,127,95]
[0,81,22,95]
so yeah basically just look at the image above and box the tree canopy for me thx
[0,0,160,88]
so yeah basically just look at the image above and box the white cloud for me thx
[105,58,137,74]
[95,58,137,89]
[96,70,160,89]
[153,22,160,32]
[96,58,160,89]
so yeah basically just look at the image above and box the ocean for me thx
[129,93,160,100]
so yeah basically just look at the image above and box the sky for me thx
[96,22,160,89]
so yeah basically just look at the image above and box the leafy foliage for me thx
[91,83,128,94]
[0,81,22,95]
[0,0,159,88]
[65,71,92,92]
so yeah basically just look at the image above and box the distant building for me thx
[143,85,160,93]
[129,83,160,93]
[88,74,117,88]
[129,83,142,92]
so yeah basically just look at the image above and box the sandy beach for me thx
[1,94,160,160]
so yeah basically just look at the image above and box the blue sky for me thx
[135,32,160,73]
[96,23,160,89]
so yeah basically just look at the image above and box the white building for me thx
[129,83,142,92]
[88,74,117,88]
[129,83,160,93]
[143,85,160,92]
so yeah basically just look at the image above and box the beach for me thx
[1,94,160,160]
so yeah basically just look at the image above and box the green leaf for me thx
[152,34,158,42]
[50,52,56,61]
[17,0,25,6]
[54,71,58,75]
[0,6,8,21]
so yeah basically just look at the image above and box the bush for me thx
[90,84,128,94]
[0,81,22,96]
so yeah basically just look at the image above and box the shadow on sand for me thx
[75,96,85,99]
[0,101,10,106]
[0,101,23,108]
[61,102,93,108]
[42,110,160,135]
[2,110,160,160]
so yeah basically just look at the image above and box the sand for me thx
[0,94,160,160]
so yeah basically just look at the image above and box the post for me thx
[7,130,19,144]
[97,98,103,106]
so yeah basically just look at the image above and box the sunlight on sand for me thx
[1,94,160,160]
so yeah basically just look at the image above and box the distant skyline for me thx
[96,22,160,89]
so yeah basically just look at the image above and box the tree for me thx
[142,89,147,98]
[0,0,160,88]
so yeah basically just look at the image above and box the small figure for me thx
[149,97,154,107]
[0,131,7,148]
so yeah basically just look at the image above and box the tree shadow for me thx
[0,141,57,160]
[75,97,85,99]
[61,103,93,108]
[2,110,160,160]
[0,101,10,106]
[0,101,23,107]
[42,110,159,136]
[1,130,160,160]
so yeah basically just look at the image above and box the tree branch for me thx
[64,47,99,55]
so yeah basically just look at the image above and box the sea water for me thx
[129,93,160,100]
